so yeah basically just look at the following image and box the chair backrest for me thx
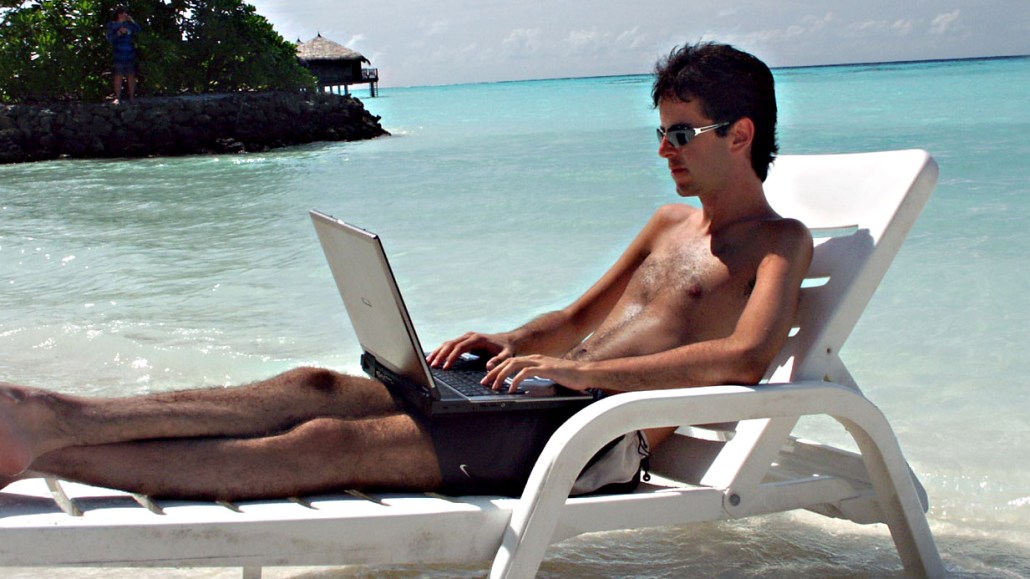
[762,150,939,389]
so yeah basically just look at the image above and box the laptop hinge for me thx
[360,352,379,378]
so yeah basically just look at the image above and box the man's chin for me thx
[675,186,699,198]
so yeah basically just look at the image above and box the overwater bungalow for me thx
[296,34,379,97]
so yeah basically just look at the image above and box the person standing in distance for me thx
[105,6,141,104]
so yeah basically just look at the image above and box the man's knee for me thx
[286,415,426,457]
[289,416,359,442]
[281,415,441,490]
[280,366,350,394]
[273,366,397,416]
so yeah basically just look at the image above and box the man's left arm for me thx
[488,220,813,392]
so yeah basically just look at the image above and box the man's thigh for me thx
[276,413,443,492]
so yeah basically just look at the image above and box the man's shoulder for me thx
[754,216,814,265]
[760,215,809,236]
[765,216,811,242]
[653,203,701,223]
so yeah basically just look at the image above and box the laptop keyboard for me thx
[431,368,505,396]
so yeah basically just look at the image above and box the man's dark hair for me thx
[652,42,778,181]
[113,6,128,18]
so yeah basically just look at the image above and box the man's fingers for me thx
[481,358,514,390]
[428,333,468,364]
[480,356,542,391]
[484,346,513,370]
[429,332,498,369]
[506,369,531,393]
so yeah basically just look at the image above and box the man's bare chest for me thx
[631,243,749,308]
[570,233,761,360]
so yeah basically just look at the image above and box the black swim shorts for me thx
[424,404,648,497]
[425,407,581,497]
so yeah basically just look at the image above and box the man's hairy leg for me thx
[0,367,399,476]
[30,414,442,500]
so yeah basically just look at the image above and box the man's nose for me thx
[658,135,678,158]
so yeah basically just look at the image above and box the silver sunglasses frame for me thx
[657,122,729,147]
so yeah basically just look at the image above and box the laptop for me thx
[310,209,593,416]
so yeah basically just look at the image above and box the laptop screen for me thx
[310,210,438,398]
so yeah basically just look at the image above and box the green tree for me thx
[170,0,316,93]
[0,0,315,103]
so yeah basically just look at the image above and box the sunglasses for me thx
[656,122,729,147]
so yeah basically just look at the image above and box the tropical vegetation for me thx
[0,0,316,103]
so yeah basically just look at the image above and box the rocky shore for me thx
[0,91,388,164]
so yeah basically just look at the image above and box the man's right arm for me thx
[427,309,584,371]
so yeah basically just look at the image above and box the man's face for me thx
[657,97,727,198]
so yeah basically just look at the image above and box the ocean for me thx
[1,56,1028,577]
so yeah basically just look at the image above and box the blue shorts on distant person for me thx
[113,59,136,76]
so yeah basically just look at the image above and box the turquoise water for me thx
[1,56,1029,576]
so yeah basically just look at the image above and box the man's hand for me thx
[426,331,515,370]
[482,355,591,394]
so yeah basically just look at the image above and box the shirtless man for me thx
[0,42,812,500]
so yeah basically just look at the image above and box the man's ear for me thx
[728,117,755,154]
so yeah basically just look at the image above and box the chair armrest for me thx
[530,381,869,493]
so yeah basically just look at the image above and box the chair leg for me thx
[242,565,262,579]
[842,418,945,577]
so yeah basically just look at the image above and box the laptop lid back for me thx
[310,210,439,400]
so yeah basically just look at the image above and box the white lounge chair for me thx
[0,149,943,578]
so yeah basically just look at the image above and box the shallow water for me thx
[1,56,1029,576]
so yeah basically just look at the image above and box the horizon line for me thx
[378,53,1030,91]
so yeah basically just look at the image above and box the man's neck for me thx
[698,175,775,235]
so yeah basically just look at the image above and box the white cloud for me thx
[892,19,914,36]
[847,18,916,36]
[726,12,833,48]
[931,10,961,34]
[616,26,649,51]
[419,18,451,37]
[503,28,542,57]
[733,24,806,46]
[804,12,836,31]
[566,28,605,53]
[849,20,878,32]
[562,26,649,57]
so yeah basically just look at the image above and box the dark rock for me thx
[91,116,113,137]
[215,138,246,154]
[0,127,23,145]
[16,114,32,134]
[0,91,388,164]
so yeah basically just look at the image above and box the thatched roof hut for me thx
[296,34,378,96]
[296,34,370,65]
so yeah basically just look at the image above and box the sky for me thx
[247,0,1030,87]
